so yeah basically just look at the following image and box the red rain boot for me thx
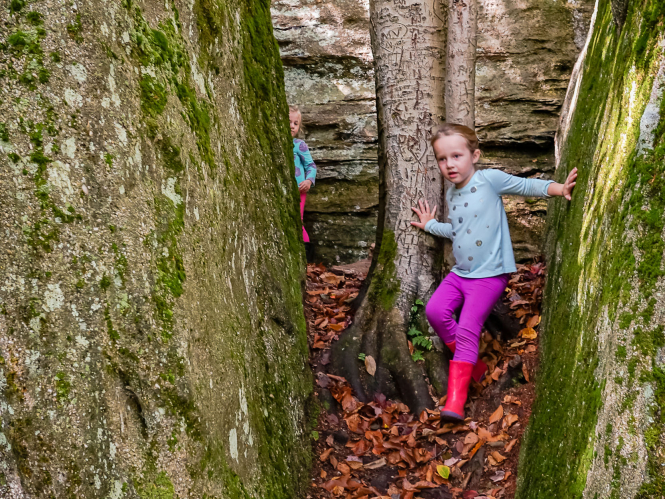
[445,341,488,383]
[440,360,475,422]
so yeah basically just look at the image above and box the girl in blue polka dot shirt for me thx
[411,123,577,422]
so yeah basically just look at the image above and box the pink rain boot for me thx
[440,360,475,422]
[445,341,488,383]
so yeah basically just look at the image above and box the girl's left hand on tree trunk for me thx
[299,180,312,193]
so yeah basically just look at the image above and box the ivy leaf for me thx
[415,299,424,306]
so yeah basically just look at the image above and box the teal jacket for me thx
[293,139,317,186]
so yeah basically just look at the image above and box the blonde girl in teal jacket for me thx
[289,106,317,245]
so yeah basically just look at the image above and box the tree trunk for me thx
[332,0,447,416]
[445,0,477,127]
[0,0,311,497]
[516,0,665,497]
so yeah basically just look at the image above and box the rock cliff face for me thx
[272,0,593,264]
[516,0,665,496]
[0,0,311,497]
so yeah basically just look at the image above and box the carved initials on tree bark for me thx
[332,0,447,416]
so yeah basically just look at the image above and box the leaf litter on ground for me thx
[304,258,546,499]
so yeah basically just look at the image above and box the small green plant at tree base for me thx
[411,299,424,312]
[408,299,432,362]
[358,352,366,361]
[408,327,432,361]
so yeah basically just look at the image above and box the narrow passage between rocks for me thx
[304,259,546,499]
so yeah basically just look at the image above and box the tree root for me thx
[331,305,435,417]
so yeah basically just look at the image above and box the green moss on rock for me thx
[0,0,310,496]
[516,0,665,497]
[367,230,400,310]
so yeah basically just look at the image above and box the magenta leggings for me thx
[300,192,309,242]
[426,272,509,364]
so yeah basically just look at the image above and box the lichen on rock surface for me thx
[516,0,665,497]
[0,0,311,497]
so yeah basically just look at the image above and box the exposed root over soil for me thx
[304,260,546,499]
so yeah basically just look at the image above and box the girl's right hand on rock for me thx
[411,200,437,230]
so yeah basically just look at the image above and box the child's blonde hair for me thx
[430,123,480,153]
[289,105,304,138]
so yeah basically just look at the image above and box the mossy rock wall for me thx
[516,0,665,497]
[0,0,311,497]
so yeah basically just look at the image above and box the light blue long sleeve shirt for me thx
[425,169,554,278]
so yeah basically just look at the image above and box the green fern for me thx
[407,327,422,337]
[411,351,425,362]
[412,335,433,351]
[408,298,429,362]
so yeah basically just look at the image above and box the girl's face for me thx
[432,134,481,189]
[289,111,301,138]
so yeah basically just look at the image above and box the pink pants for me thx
[300,192,309,242]
[425,272,509,364]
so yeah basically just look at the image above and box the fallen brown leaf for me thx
[345,414,364,434]
[526,314,541,328]
[337,462,351,474]
[464,432,479,446]
[477,427,493,441]
[520,327,537,340]
[364,457,386,470]
[320,448,333,462]
[468,439,485,459]
[522,363,531,382]
[402,478,418,491]
[489,405,504,424]
[504,413,519,428]
[365,355,377,376]
[346,458,363,470]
